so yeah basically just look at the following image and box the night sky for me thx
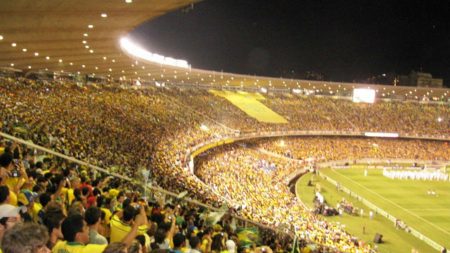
[131,0,450,87]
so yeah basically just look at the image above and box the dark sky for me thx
[131,0,450,87]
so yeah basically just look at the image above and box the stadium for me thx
[0,1,449,253]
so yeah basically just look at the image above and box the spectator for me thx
[189,236,201,253]
[85,206,108,245]
[1,222,50,253]
[172,233,186,253]
[102,242,127,253]
[0,204,24,241]
[110,205,148,245]
[42,203,66,249]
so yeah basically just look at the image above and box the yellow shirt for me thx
[67,188,75,205]
[108,188,119,198]
[51,241,106,253]
[33,202,43,223]
[109,214,149,246]
[100,207,112,225]
[5,178,25,206]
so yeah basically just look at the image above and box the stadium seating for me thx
[0,76,448,252]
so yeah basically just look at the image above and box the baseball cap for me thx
[0,204,26,219]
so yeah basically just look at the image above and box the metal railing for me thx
[0,131,291,237]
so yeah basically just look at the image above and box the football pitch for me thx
[296,166,450,253]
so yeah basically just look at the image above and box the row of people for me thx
[0,76,448,252]
[0,141,285,253]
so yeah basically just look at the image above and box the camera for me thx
[10,159,21,178]
[10,169,20,178]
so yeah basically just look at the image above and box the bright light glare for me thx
[364,132,399,138]
[353,88,375,103]
[260,87,267,93]
[200,124,209,132]
[120,37,189,69]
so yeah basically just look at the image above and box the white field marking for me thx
[329,168,450,236]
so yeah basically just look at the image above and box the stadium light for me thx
[260,87,267,93]
[353,88,375,103]
[119,37,190,69]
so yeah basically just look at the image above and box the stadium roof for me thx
[0,0,448,100]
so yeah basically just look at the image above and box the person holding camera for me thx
[110,203,149,247]
[0,147,28,207]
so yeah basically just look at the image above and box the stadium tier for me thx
[0,76,449,252]
[0,1,449,253]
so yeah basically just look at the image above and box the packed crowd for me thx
[0,140,286,253]
[254,137,450,162]
[195,138,449,252]
[0,76,449,252]
[195,146,373,253]
[0,77,231,206]
[166,88,449,137]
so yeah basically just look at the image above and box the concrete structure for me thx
[399,71,443,88]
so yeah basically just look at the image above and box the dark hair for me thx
[0,186,10,204]
[51,174,64,187]
[154,228,167,244]
[211,234,224,251]
[92,188,101,196]
[39,193,52,208]
[43,206,66,234]
[189,236,201,249]
[96,196,104,207]
[81,186,90,196]
[35,161,43,169]
[73,188,82,201]
[61,214,84,242]
[122,205,137,222]
[0,153,13,168]
[32,184,44,193]
[36,175,47,184]
[122,198,132,209]
[85,206,101,225]
[173,233,186,248]
[135,235,146,247]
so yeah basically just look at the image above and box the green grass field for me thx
[296,167,450,253]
